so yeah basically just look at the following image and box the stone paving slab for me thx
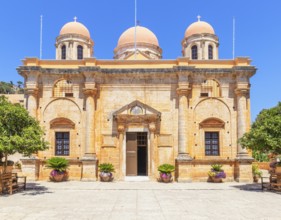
[0,181,280,220]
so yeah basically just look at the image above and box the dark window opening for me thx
[55,132,70,156]
[200,92,209,97]
[208,45,213,60]
[137,132,147,176]
[77,45,83,59]
[191,45,198,60]
[61,45,66,60]
[205,132,219,156]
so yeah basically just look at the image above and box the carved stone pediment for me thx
[50,117,75,129]
[113,100,161,124]
[199,117,225,129]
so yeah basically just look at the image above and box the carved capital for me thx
[83,88,97,96]
[25,88,38,96]
[117,124,125,133]
[176,87,191,96]
[148,122,156,132]
[235,88,249,96]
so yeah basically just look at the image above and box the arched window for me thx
[200,79,221,97]
[61,45,66,60]
[53,79,73,97]
[208,45,213,60]
[191,45,198,60]
[77,45,83,59]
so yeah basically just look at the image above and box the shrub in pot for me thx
[158,163,175,183]
[45,157,69,182]
[98,163,115,182]
[208,164,226,183]
[252,164,262,183]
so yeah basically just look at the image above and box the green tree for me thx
[0,81,14,94]
[0,96,49,172]
[239,102,281,155]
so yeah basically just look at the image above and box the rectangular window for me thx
[205,132,219,156]
[55,132,70,156]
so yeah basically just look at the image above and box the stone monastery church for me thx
[16,16,256,182]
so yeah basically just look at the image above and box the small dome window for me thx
[208,45,213,60]
[191,45,198,60]
[77,45,83,59]
[61,45,66,60]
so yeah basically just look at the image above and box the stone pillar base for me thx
[81,158,97,181]
[176,157,193,182]
[235,158,254,182]
[177,153,193,161]
[21,158,40,181]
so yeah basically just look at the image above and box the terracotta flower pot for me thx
[211,176,223,183]
[50,170,66,182]
[160,173,172,183]
[100,172,113,182]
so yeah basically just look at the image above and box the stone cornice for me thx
[17,65,257,78]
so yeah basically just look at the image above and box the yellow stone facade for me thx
[14,18,256,182]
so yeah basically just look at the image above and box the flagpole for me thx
[233,17,235,59]
[40,15,43,59]
[134,0,137,59]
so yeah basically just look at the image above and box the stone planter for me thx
[99,172,113,182]
[160,173,172,183]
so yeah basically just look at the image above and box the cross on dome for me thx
[197,15,201,22]
[74,16,77,22]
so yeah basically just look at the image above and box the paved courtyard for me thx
[0,181,280,220]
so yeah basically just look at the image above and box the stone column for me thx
[235,89,251,159]
[81,88,97,181]
[235,88,253,182]
[26,88,38,118]
[176,88,192,161]
[83,88,97,159]
[149,122,156,178]
[118,124,125,180]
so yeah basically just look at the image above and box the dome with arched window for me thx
[55,17,94,60]
[182,16,219,60]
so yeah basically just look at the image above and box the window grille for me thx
[53,79,73,97]
[55,132,70,156]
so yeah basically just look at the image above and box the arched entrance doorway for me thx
[113,100,161,179]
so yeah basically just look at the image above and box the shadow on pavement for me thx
[20,182,52,196]
[231,183,281,194]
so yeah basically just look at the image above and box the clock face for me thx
[130,106,143,115]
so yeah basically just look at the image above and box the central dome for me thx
[60,21,90,38]
[117,26,159,47]
[184,20,215,39]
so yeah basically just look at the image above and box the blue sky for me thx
[0,0,280,121]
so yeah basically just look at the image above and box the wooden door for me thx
[126,133,137,176]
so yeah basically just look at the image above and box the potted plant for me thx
[98,163,115,182]
[208,164,226,183]
[158,163,175,183]
[252,164,262,183]
[45,157,69,182]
